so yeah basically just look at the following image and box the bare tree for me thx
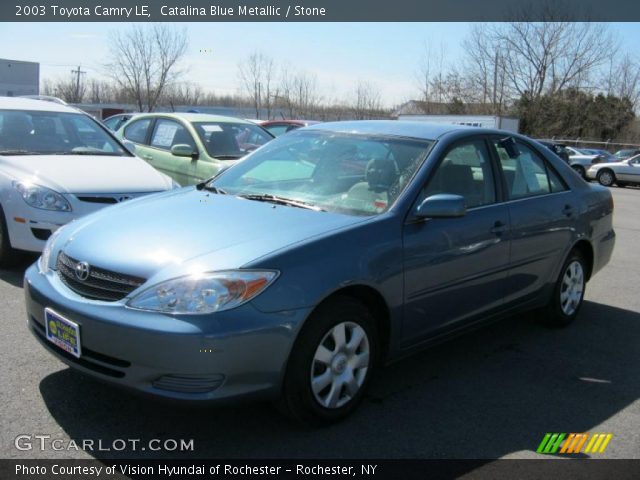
[486,22,614,100]
[276,67,322,118]
[41,74,86,103]
[238,52,278,119]
[106,24,188,112]
[351,81,383,119]
[602,53,640,110]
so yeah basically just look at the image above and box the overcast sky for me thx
[1,22,639,107]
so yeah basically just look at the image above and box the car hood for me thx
[0,154,171,193]
[57,188,368,281]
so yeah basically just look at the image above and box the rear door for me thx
[402,137,510,343]
[491,137,575,305]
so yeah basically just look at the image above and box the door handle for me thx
[562,205,574,217]
[490,221,507,235]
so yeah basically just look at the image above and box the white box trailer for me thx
[0,58,39,97]
[397,114,520,133]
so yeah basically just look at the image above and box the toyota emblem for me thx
[74,261,90,281]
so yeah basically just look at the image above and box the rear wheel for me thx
[542,250,587,327]
[278,296,378,425]
[0,205,20,268]
[597,169,615,187]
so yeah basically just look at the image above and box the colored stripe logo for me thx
[537,433,613,454]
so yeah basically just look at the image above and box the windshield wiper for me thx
[0,149,41,155]
[196,182,227,194]
[237,193,326,211]
[213,154,243,160]
[51,151,118,156]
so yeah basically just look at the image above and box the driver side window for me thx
[422,139,496,209]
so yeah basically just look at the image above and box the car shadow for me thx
[0,254,37,288]
[38,300,639,461]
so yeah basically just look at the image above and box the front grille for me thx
[56,252,146,302]
[152,374,225,394]
[76,196,118,204]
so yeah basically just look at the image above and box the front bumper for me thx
[586,168,598,180]
[24,264,310,402]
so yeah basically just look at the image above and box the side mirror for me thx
[171,144,198,159]
[122,140,136,155]
[498,137,520,159]
[416,194,466,218]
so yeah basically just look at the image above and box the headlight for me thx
[38,227,63,274]
[13,181,72,212]
[126,270,279,314]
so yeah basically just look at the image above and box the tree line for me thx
[40,22,640,142]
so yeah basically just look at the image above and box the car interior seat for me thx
[345,157,399,213]
[0,113,34,151]
[207,129,240,156]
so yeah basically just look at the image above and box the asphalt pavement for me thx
[1,187,638,461]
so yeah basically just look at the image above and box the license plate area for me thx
[44,308,81,358]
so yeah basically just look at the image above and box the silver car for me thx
[587,154,640,187]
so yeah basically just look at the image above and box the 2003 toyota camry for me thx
[24,121,615,424]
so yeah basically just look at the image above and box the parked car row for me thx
[536,139,640,188]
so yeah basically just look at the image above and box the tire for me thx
[278,296,378,425]
[0,205,21,268]
[597,169,615,187]
[542,250,587,327]
[571,165,586,179]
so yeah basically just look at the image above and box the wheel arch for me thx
[571,239,595,281]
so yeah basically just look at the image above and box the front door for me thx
[402,138,510,344]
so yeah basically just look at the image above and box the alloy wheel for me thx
[598,171,614,186]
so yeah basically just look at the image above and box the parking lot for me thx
[1,186,639,461]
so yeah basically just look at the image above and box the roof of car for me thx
[133,112,254,124]
[0,96,82,113]
[307,120,482,140]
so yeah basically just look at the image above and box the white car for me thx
[587,154,640,187]
[0,97,176,266]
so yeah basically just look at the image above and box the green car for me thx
[115,113,274,186]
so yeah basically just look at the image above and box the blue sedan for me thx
[24,121,615,424]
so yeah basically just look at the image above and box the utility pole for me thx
[70,65,86,103]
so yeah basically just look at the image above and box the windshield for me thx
[193,122,273,159]
[211,130,432,216]
[0,109,128,156]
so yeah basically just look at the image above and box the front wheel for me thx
[597,169,615,187]
[278,296,378,425]
[572,165,586,179]
[542,250,587,327]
